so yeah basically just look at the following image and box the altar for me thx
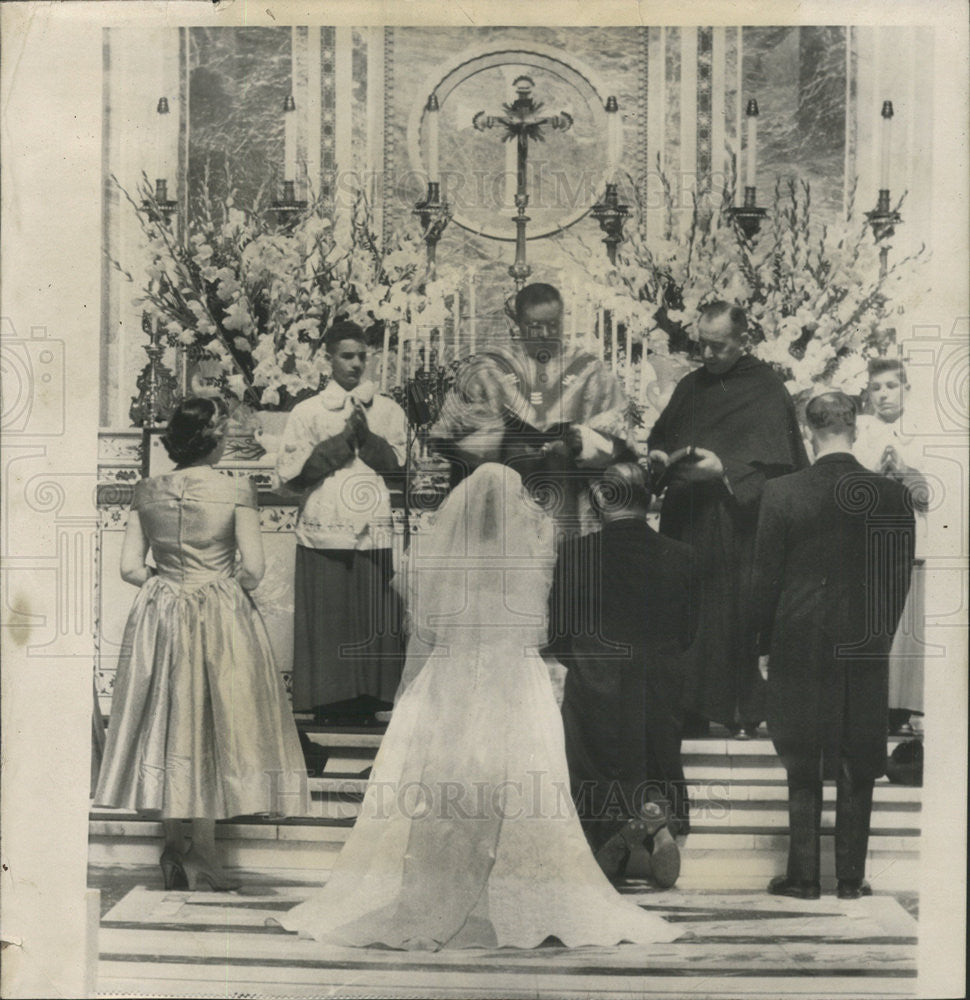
[93,22,936,719]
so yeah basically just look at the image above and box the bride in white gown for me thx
[275,464,679,950]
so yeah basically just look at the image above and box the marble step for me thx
[301,729,921,755]
[88,811,920,887]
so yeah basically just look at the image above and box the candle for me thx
[745,98,759,191]
[879,100,894,192]
[504,140,517,211]
[154,97,175,189]
[283,94,297,184]
[468,279,477,355]
[395,323,405,385]
[381,321,391,392]
[605,96,621,174]
[452,289,461,362]
[426,93,440,186]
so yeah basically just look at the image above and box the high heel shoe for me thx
[179,846,241,892]
[159,847,188,890]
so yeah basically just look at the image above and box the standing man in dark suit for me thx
[752,392,914,900]
[547,463,698,886]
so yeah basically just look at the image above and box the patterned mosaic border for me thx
[696,27,713,188]
[320,26,336,206]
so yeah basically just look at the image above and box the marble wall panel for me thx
[742,26,847,218]
[186,27,291,209]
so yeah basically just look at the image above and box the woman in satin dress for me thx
[274,463,678,950]
[95,397,306,890]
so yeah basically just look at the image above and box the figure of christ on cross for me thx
[473,75,573,287]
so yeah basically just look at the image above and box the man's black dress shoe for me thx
[837,879,873,899]
[767,875,821,899]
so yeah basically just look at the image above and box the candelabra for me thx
[413,181,451,272]
[591,182,630,264]
[129,310,179,428]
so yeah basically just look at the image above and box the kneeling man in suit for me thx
[751,391,914,900]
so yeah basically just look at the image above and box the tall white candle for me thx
[639,345,649,405]
[879,100,894,191]
[452,289,461,362]
[427,93,440,186]
[744,99,759,191]
[468,279,477,355]
[283,94,297,184]
[605,96,621,174]
[381,321,391,391]
[155,97,179,189]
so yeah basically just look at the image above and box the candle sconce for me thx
[413,181,451,272]
[591,182,630,264]
[142,178,178,226]
[865,190,902,280]
[728,186,768,240]
[271,179,307,230]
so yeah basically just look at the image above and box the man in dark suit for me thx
[547,463,698,886]
[752,392,914,900]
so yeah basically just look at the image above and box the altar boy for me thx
[277,321,408,723]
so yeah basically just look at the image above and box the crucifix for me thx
[473,76,573,288]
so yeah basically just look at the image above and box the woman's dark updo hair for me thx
[161,396,229,468]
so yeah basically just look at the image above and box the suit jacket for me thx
[547,518,698,833]
[751,453,915,781]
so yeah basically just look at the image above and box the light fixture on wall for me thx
[729,98,767,239]
[591,97,630,265]
[865,100,902,277]
[272,93,306,227]
[413,94,451,273]
[143,97,177,224]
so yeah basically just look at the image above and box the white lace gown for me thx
[275,465,679,950]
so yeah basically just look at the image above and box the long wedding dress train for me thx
[275,465,678,950]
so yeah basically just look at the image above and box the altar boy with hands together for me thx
[277,321,408,724]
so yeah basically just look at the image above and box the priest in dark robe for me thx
[646,302,809,737]
[547,463,697,886]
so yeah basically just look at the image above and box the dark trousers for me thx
[786,762,874,884]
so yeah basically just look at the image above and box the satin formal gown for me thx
[274,465,679,950]
[94,468,306,819]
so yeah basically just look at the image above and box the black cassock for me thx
[547,519,697,847]
[647,354,809,727]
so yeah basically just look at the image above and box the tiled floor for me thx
[90,865,919,999]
